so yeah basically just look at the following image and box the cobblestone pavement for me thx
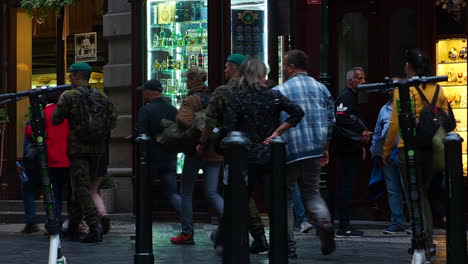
[0,221,452,264]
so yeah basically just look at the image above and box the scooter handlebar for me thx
[358,76,448,93]
[0,84,72,101]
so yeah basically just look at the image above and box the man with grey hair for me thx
[333,67,372,237]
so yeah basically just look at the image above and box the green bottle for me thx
[196,26,204,45]
[177,33,184,46]
[184,31,191,46]
[170,30,176,47]
[183,52,190,69]
[167,55,174,69]
[152,33,159,48]
[159,30,166,47]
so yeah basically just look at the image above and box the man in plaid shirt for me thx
[274,50,336,259]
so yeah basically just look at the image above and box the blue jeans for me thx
[292,184,307,225]
[150,158,181,216]
[22,168,41,224]
[181,155,223,234]
[338,151,361,228]
[382,157,406,228]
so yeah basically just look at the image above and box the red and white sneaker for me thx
[170,233,195,245]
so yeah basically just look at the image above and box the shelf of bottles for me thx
[436,38,468,176]
[146,0,208,173]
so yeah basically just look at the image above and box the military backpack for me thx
[76,86,116,143]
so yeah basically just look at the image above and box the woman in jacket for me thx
[383,48,450,257]
[223,58,304,217]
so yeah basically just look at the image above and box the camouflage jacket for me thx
[52,83,116,157]
[205,78,238,128]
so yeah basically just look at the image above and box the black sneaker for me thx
[335,226,364,237]
[21,223,39,234]
[249,234,269,254]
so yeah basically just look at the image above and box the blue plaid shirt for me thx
[274,73,335,163]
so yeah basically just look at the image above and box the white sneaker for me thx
[300,222,313,233]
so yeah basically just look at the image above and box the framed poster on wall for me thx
[75,32,97,62]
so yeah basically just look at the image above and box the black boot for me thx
[80,223,103,243]
[249,234,269,254]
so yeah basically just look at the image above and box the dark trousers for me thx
[216,163,270,244]
[22,167,68,224]
[338,151,361,228]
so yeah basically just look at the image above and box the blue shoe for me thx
[383,224,405,234]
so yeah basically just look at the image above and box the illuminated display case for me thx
[436,38,468,176]
[146,0,208,173]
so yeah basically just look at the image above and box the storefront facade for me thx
[0,0,465,220]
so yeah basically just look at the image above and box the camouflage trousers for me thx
[69,155,101,226]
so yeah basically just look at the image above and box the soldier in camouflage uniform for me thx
[197,54,269,254]
[52,62,115,243]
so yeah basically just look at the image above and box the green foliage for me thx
[0,108,9,124]
[20,0,76,18]
[99,174,114,189]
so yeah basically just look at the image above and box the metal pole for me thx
[269,136,288,264]
[319,0,332,88]
[443,133,468,264]
[134,134,154,264]
[221,131,250,264]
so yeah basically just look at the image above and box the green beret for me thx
[70,62,92,72]
[227,54,247,66]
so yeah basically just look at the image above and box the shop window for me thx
[338,12,368,102]
[388,8,418,78]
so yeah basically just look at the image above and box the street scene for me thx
[0,221,451,264]
[0,1,468,264]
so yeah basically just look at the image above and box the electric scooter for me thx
[0,85,71,264]
[358,76,447,264]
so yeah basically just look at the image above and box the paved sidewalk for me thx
[0,221,451,264]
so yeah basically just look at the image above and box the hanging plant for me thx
[0,109,9,124]
[20,0,76,20]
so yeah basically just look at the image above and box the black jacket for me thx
[132,97,178,160]
[334,87,368,152]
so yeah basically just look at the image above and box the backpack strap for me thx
[197,91,212,109]
[414,85,439,113]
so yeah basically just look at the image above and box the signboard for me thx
[231,10,265,61]
[75,32,97,62]
[307,0,322,4]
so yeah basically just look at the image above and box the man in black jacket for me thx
[132,79,181,217]
[334,67,372,237]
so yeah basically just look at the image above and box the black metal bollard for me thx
[269,137,288,264]
[134,134,154,264]
[443,133,468,264]
[221,131,251,264]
